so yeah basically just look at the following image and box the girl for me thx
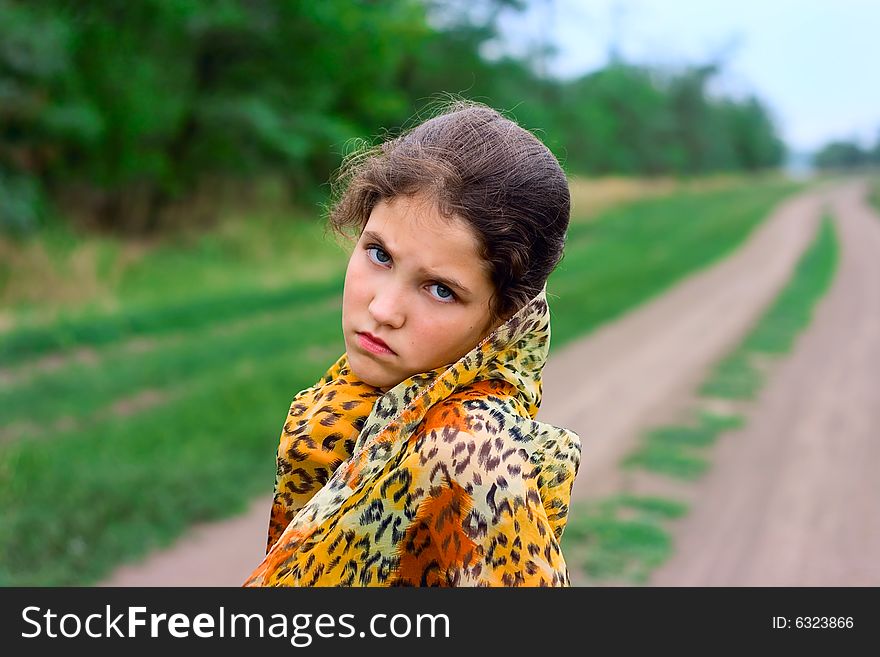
[243,99,581,587]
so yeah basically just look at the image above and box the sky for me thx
[486,0,880,153]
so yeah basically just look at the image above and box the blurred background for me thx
[1,0,878,587]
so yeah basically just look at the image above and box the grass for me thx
[561,494,688,585]
[0,276,343,368]
[623,411,745,480]
[700,214,839,399]
[0,175,807,585]
[567,172,748,221]
[0,297,342,432]
[550,178,804,346]
[0,202,347,326]
[698,352,764,400]
[869,177,880,215]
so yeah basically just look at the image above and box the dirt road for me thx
[101,183,830,586]
[650,180,880,586]
[539,185,825,500]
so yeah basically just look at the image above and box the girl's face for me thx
[342,192,502,392]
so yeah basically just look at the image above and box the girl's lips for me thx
[357,332,395,356]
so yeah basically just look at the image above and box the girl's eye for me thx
[428,283,455,302]
[366,245,391,265]
[365,245,456,303]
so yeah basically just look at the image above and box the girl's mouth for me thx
[357,332,395,356]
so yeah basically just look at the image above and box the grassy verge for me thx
[623,412,745,480]
[562,495,688,585]
[0,276,343,368]
[869,176,880,216]
[1,177,805,585]
[700,214,839,399]
[0,298,342,432]
[562,212,839,585]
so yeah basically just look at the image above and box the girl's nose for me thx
[368,284,405,328]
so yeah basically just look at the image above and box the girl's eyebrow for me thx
[362,230,472,296]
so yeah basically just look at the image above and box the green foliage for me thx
[0,170,49,235]
[815,143,867,168]
[813,140,878,170]
[1,0,788,236]
[560,64,784,176]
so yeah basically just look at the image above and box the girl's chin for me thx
[348,355,395,390]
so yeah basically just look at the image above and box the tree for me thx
[813,141,869,170]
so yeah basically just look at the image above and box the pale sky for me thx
[486,0,880,153]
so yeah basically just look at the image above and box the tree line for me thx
[813,134,880,170]
[0,0,786,236]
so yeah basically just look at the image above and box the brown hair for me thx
[323,97,570,331]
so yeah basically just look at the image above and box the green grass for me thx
[561,494,687,585]
[699,352,764,399]
[0,342,353,586]
[550,179,804,346]
[0,176,807,585]
[0,274,344,368]
[869,177,880,215]
[700,214,839,399]
[1,199,345,320]
[623,412,745,480]
[0,297,342,429]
